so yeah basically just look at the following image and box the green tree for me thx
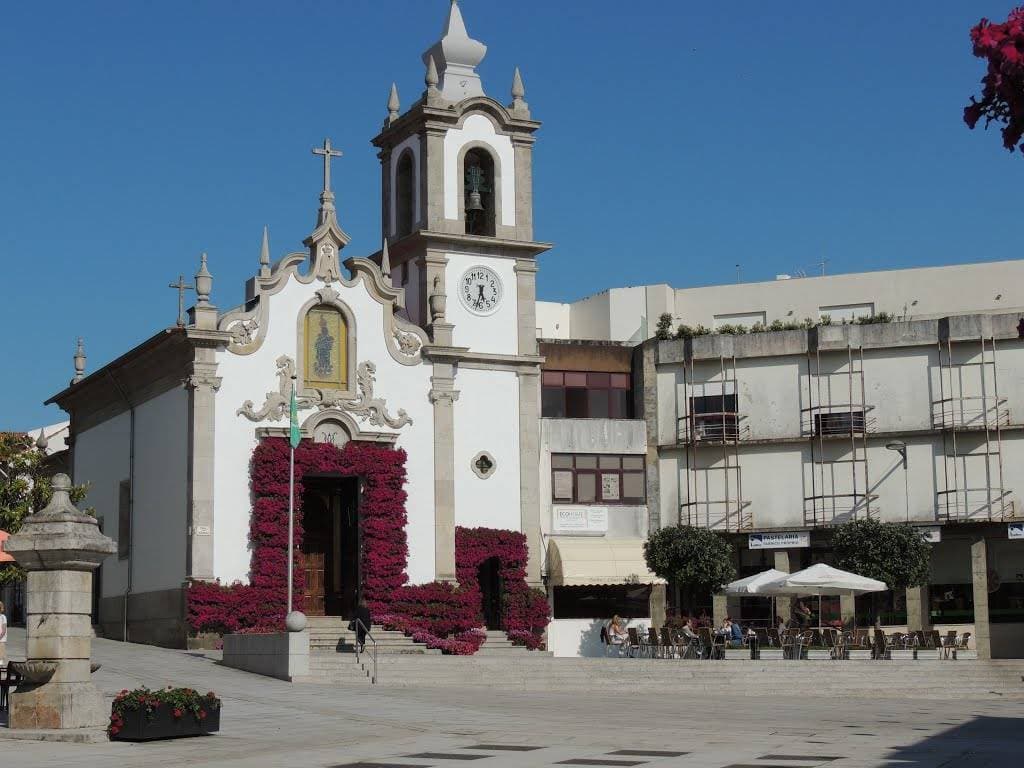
[831,518,932,589]
[643,525,736,614]
[654,313,673,340]
[0,432,88,584]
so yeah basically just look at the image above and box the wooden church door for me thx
[301,490,330,616]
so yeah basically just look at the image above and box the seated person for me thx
[729,618,746,647]
[608,615,628,646]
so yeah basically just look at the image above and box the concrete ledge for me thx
[222,631,309,681]
[0,726,107,743]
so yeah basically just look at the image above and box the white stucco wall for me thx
[74,412,130,598]
[214,267,436,586]
[132,387,190,593]
[445,252,519,355]
[443,113,515,227]
[548,617,650,658]
[453,368,521,532]
[75,386,188,597]
[536,300,570,339]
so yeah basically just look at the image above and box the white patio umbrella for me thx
[723,568,788,595]
[723,568,787,629]
[749,563,887,629]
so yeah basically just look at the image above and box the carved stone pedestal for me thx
[4,475,116,731]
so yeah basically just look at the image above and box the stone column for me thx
[5,475,116,730]
[430,367,459,584]
[840,594,857,626]
[970,537,992,660]
[773,550,794,623]
[712,593,728,626]
[184,350,221,581]
[905,586,931,633]
[649,584,666,630]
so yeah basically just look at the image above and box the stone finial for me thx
[511,66,529,116]
[35,429,48,453]
[259,225,271,277]
[387,82,400,125]
[425,54,439,90]
[381,237,392,277]
[195,252,213,305]
[422,0,487,102]
[72,337,86,384]
[429,274,447,323]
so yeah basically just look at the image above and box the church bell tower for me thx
[371,0,549,353]
[371,1,548,586]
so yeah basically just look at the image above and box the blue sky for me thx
[1,1,1020,430]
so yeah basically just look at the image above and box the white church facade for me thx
[46,2,559,646]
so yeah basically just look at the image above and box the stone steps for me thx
[296,655,1024,697]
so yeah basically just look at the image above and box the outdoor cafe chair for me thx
[851,628,869,649]
[626,627,643,658]
[780,628,797,659]
[872,629,892,660]
[679,633,701,660]
[698,627,725,660]
[647,627,665,659]
[952,632,971,659]
[767,627,783,648]
[660,626,679,659]
[0,663,21,712]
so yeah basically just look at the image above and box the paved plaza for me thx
[1,628,1021,768]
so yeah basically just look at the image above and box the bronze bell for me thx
[466,189,484,212]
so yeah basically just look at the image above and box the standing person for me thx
[350,597,372,653]
[0,600,7,665]
[793,600,813,628]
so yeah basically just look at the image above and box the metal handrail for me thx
[353,618,377,684]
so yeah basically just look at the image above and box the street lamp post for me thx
[886,441,909,522]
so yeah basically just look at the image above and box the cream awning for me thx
[546,537,666,587]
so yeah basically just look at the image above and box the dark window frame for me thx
[541,370,632,419]
[551,453,645,505]
[689,393,738,440]
[813,410,866,436]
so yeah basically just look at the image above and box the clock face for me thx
[459,266,503,316]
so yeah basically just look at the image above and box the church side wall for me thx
[76,386,189,646]
[213,271,436,588]
[452,368,522,532]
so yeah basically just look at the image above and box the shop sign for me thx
[1009,523,1024,540]
[920,526,941,543]
[554,507,609,533]
[748,531,810,550]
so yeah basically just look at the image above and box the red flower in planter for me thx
[199,709,207,720]
[173,708,183,719]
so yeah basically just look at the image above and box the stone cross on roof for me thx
[313,138,343,196]
[169,274,193,328]
[312,138,343,226]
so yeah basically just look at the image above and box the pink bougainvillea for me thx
[186,439,549,654]
[188,437,408,634]
[964,7,1024,154]
[455,526,550,650]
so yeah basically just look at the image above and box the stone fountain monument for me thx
[4,474,116,730]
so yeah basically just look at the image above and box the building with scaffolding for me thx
[537,262,1024,658]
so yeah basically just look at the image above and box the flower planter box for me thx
[110,699,220,741]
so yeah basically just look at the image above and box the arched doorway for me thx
[478,556,503,630]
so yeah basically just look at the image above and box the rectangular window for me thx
[117,479,131,560]
[541,370,632,419]
[814,411,866,436]
[551,454,645,504]
[689,394,738,440]
[553,585,651,619]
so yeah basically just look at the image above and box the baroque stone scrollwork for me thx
[393,326,422,356]
[228,318,259,346]
[237,356,412,430]
[306,361,412,428]
[237,356,295,422]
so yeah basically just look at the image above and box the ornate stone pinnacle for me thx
[381,237,392,277]
[195,252,213,306]
[259,225,270,276]
[72,337,86,384]
[425,54,439,90]
[387,82,400,124]
[512,67,525,100]
[35,429,48,452]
